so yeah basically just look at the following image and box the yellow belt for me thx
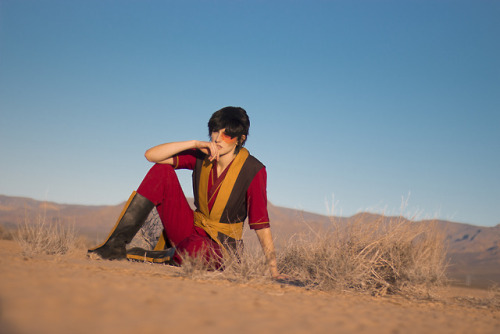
[193,211,243,248]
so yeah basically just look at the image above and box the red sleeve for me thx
[173,149,204,170]
[246,167,270,230]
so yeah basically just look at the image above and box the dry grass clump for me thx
[176,244,269,284]
[277,214,447,295]
[176,251,220,279]
[15,214,77,257]
[0,225,15,240]
[216,245,269,283]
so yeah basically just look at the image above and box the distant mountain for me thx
[0,194,125,239]
[1,194,498,288]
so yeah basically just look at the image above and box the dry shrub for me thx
[15,213,77,257]
[176,243,269,284]
[277,214,447,295]
[176,251,218,279]
[0,225,15,240]
[218,245,269,283]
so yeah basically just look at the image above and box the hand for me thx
[272,273,291,281]
[195,140,219,162]
[270,264,291,281]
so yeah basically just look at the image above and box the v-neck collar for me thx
[208,159,234,209]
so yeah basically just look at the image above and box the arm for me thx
[145,140,219,164]
[255,227,283,279]
[246,168,284,278]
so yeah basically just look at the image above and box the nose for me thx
[214,131,222,142]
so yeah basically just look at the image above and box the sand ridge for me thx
[0,240,498,334]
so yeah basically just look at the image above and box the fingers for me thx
[272,273,291,281]
[197,140,219,161]
[208,141,219,162]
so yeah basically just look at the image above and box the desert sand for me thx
[0,239,498,334]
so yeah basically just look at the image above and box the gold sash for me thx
[193,211,243,246]
[196,148,249,246]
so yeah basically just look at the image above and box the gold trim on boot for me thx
[88,191,154,260]
[126,247,176,264]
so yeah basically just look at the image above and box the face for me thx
[211,129,238,156]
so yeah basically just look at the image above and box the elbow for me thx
[144,149,154,162]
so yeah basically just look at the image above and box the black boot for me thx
[88,191,154,260]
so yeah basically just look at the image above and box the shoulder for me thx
[246,153,265,168]
[243,152,266,176]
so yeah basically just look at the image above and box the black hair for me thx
[208,106,250,153]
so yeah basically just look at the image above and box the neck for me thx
[216,149,237,171]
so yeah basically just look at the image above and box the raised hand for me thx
[195,140,220,162]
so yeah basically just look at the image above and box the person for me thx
[88,106,284,279]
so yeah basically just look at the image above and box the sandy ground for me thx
[0,240,499,334]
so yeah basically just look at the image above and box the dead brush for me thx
[277,213,447,295]
[0,225,15,240]
[175,243,269,284]
[175,247,223,280]
[15,213,77,257]
[218,244,269,283]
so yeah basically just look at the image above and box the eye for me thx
[220,131,237,143]
[221,132,232,139]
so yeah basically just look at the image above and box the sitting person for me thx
[88,106,284,279]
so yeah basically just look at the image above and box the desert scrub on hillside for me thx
[15,213,77,257]
[277,214,447,295]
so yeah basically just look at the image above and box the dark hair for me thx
[208,106,250,153]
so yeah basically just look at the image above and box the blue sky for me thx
[1,0,499,226]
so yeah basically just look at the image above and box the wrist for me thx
[194,140,205,151]
[269,263,279,276]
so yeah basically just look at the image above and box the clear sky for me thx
[1,0,499,226]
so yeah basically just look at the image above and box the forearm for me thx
[144,140,200,163]
[255,227,279,277]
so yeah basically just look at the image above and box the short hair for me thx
[208,106,250,152]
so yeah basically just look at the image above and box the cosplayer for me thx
[88,107,283,278]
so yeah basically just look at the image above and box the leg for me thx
[88,163,186,260]
[136,163,196,245]
[88,191,154,260]
[137,164,223,266]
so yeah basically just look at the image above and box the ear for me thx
[239,135,247,145]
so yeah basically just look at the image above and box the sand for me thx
[0,240,498,334]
